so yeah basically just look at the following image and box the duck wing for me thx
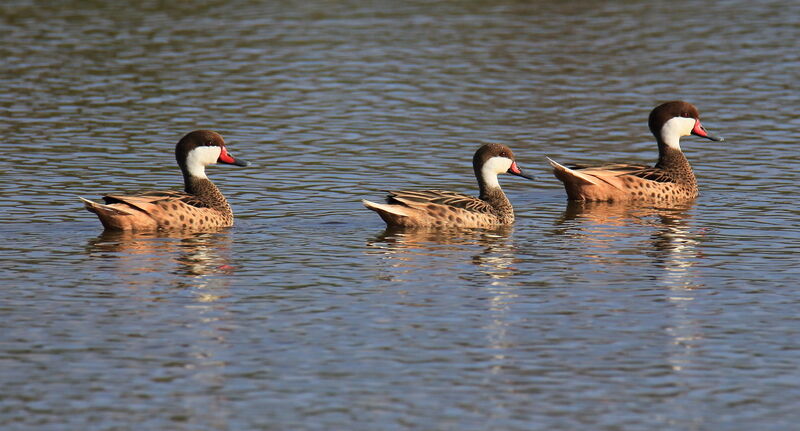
[103,190,211,212]
[387,189,494,214]
[622,167,679,183]
[567,162,678,183]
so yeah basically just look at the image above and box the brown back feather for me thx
[388,190,495,214]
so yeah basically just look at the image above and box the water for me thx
[2,0,799,429]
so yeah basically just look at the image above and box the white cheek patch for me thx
[481,156,513,189]
[185,146,222,179]
[660,117,697,150]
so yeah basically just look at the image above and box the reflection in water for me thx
[367,226,520,282]
[2,0,796,425]
[85,229,235,300]
[556,201,705,373]
[366,226,521,380]
[557,200,701,286]
[85,229,234,426]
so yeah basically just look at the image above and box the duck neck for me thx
[183,173,232,214]
[655,141,696,185]
[477,173,514,221]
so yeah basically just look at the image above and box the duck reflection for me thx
[556,200,701,286]
[556,201,707,373]
[366,226,520,282]
[85,229,236,417]
[85,229,235,297]
[367,226,523,379]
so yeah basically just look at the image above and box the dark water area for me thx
[1,0,799,429]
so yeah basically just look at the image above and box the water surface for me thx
[1,0,799,429]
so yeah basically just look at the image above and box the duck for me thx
[548,101,723,203]
[80,130,249,231]
[362,143,534,228]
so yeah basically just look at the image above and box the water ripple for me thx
[2,0,800,429]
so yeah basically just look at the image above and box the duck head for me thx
[473,143,534,191]
[648,101,723,150]
[176,130,250,179]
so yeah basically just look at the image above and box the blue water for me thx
[1,0,799,429]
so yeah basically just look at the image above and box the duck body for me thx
[81,130,249,231]
[549,101,722,203]
[363,188,513,229]
[363,143,534,229]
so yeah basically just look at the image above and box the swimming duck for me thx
[362,143,534,228]
[548,101,723,202]
[80,130,249,231]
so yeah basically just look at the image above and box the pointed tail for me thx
[546,157,599,186]
[79,196,135,216]
[362,199,412,226]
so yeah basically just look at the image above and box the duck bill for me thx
[508,161,535,180]
[218,146,251,167]
[692,120,724,142]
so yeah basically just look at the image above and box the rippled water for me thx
[2,0,799,429]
